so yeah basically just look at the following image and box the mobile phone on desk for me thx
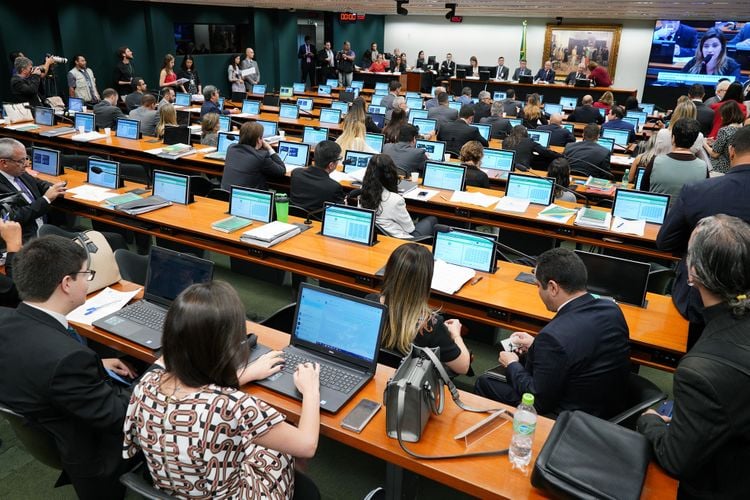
[341,398,381,433]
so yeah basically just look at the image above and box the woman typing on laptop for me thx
[123,281,322,498]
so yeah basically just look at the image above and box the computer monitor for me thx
[115,118,140,140]
[277,141,310,168]
[174,93,191,107]
[330,101,349,115]
[505,173,555,205]
[408,109,428,123]
[472,123,491,142]
[622,116,640,129]
[544,103,563,115]
[68,97,84,112]
[279,103,299,119]
[230,91,247,103]
[343,150,375,173]
[302,126,328,146]
[640,103,656,115]
[368,113,385,129]
[74,112,95,133]
[575,78,592,87]
[596,137,615,153]
[365,133,384,153]
[374,82,388,91]
[528,129,551,148]
[574,250,650,307]
[493,91,507,100]
[415,140,446,161]
[602,128,630,147]
[368,104,386,115]
[481,149,515,179]
[215,131,240,154]
[229,186,275,222]
[508,118,522,127]
[559,96,578,110]
[218,115,231,132]
[241,100,261,115]
[406,97,423,110]
[519,75,534,84]
[293,82,306,94]
[34,106,55,126]
[340,90,357,103]
[175,109,190,127]
[321,203,377,246]
[297,98,314,112]
[448,101,462,111]
[412,118,437,136]
[611,188,670,225]
[562,123,575,134]
[318,84,332,96]
[373,89,388,97]
[252,84,266,95]
[422,162,467,192]
[217,97,225,110]
[279,86,293,98]
[163,125,191,145]
[633,167,646,191]
[325,79,339,88]
[371,94,384,106]
[257,120,278,138]
[350,80,364,90]
[433,225,498,273]
[31,147,61,176]
[152,170,192,204]
[320,108,341,124]
[405,91,420,99]
[87,157,120,189]
[627,111,648,127]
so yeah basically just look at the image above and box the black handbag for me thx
[531,410,651,500]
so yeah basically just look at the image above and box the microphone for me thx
[287,203,317,225]
[562,153,614,180]
[514,164,591,208]
[701,53,713,72]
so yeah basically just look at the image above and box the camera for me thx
[46,54,68,64]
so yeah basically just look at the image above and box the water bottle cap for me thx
[522,393,535,406]
[275,193,289,202]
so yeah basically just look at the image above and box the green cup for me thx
[275,193,289,222]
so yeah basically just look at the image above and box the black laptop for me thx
[248,283,387,413]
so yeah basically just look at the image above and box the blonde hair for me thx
[201,112,219,134]
[336,119,367,153]
[156,103,177,138]
[668,99,697,130]
[523,93,543,121]
[598,91,614,106]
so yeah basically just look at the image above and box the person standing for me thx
[337,41,355,87]
[240,47,260,91]
[177,55,201,96]
[67,54,100,106]
[317,40,336,82]
[228,54,245,94]
[10,56,54,108]
[113,46,135,96]
[298,36,317,88]
[158,54,185,93]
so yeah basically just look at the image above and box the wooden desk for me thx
[70,295,677,500]
[448,78,638,103]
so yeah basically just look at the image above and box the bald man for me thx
[537,113,576,146]
[567,94,605,124]
[704,79,730,106]
[535,61,556,83]
[565,62,588,85]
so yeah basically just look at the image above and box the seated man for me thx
[567,94,605,124]
[128,93,158,137]
[437,105,489,154]
[0,235,137,499]
[290,140,345,212]
[382,124,428,176]
[480,101,513,139]
[425,86,446,110]
[537,113,576,147]
[565,63,588,85]
[158,86,175,109]
[427,92,459,123]
[93,88,125,130]
[475,248,631,418]
[600,105,636,144]
[564,123,612,178]
[473,91,492,121]
[534,61,556,83]
[200,85,238,117]
[512,59,532,80]
[500,88,523,117]
[124,77,146,112]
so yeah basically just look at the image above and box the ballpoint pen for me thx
[471,276,483,286]
[84,300,121,315]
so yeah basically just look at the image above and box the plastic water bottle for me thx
[622,168,630,186]
[509,393,537,472]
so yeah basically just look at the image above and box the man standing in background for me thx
[240,47,260,91]
[67,55,100,106]
[298,36,316,89]
[337,41,355,87]
[317,41,336,82]
[113,47,134,96]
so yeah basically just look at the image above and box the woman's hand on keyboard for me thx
[294,362,320,397]
[239,350,285,384]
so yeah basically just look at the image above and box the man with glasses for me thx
[290,140,345,212]
[0,235,137,499]
[0,138,66,241]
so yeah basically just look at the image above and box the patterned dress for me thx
[123,369,293,499]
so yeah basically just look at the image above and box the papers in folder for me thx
[494,196,530,213]
[431,259,476,295]
[240,221,301,248]
[537,204,578,223]
[451,191,502,208]
[574,207,612,229]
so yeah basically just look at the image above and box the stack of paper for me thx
[574,207,612,229]
[158,143,196,159]
[611,216,646,236]
[102,192,142,208]
[537,204,578,223]
[71,131,107,142]
[240,221,301,248]
[212,216,253,233]
[494,196,530,213]
[66,184,115,202]
[431,259,476,295]
[115,195,172,215]
[329,170,356,184]
[451,191,502,208]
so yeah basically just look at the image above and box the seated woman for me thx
[459,141,489,188]
[221,121,286,190]
[502,125,561,169]
[369,54,388,72]
[366,243,471,375]
[123,281,321,498]
[521,93,547,129]
[359,154,437,239]
[547,157,576,202]
[336,114,377,157]
[594,91,614,114]
[154,103,177,139]
[200,112,220,146]
[382,107,408,143]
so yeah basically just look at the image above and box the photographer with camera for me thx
[10,55,55,108]
[67,54,100,106]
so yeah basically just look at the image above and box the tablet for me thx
[321,203,377,246]
[505,173,554,205]
[229,186,274,222]
[422,162,467,192]
[152,170,192,204]
[611,188,670,225]
[433,225,498,273]
[31,147,61,176]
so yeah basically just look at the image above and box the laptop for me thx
[297,98,314,113]
[238,99,261,116]
[505,172,555,205]
[562,123,575,134]
[415,139,446,161]
[574,78,592,87]
[31,147,62,176]
[365,133,385,153]
[602,128,630,148]
[519,75,534,84]
[325,78,339,88]
[176,110,191,127]
[321,203,378,246]
[422,162,467,192]
[622,116,640,129]
[481,149,515,180]
[252,84,267,95]
[433,225,498,273]
[228,186,275,222]
[174,93,191,107]
[162,125,191,146]
[34,106,55,126]
[68,97,84,112]
[508,118,522,127]
[302,126,328,146]
[74,112,95,133]
[87,158,120,189]
[318,84,332,96]
[368,104,386,115]
[408,109,428,123]
[278,141,310,169]
[340,90,356,103]
[448,101,462,112]
[319,108,341,124]
[371,94,384,106]
[258,120,283,143]
[493,91,507,100]
[204,131,239,160]
[330,101,349,116]
[152,170,192,204]
[218,115,231,132]
[350,81,364,90]
[115,117,140,140]
[471,123,491,142]
[293,82,306,94]
[611,188,670,224]
[559,96,578,110]
[93,247,214,349]
[633,167,646,190]
[343,150,375,181]
[640,103,656,115]
[544,103,563,115]
[627,111,648,127]
[528,129,551,148]
[248,283,386,413]
[368,113,385,129]
[375,82,388,92]
[574,250,650,307]
[412,118,437,137]
[406,97,423,110]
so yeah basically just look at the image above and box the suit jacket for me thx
[480,115,513,139]
[124,92,142,112]
[506,294,631,417]
[473,101,491,122]
[656,164,750,322]
[0,303,131,498]
[534,68,556,83]
[92,100,125,130]
[692,100,715,137]
[298,43,317,67]
[463,164,490,188]
[437,119,489,153]
[537,123,576,147]
[0,172,53,241]
[128,106,158,137]
[494,65,510,80]
[289,166,344,212]
[10,74,43,107]
[440,60,456,77]
[504,138,561,169]
[568,104,605,124]
[427,105,459,124]
[670,24,699,56]
[512,67,532,80]
[564,140,612,177]
[382,142,428,175]
[565,71,587,85]
[221,144,286,191]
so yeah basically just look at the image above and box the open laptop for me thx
[633,167,646,191]
[422,162,467,192]
[611,188,670,224]
[278,141,310,170]
[174,93,191,107]
[481,148,515,180]
[574,250,650,307]
[279,103,299,119]
[93,246,214,349]
[365,132,385,153]
[249,283,386,413]
[559,96,578,111]
[544,103,563,116]
[204,131,239,160]
[602,128,630,149]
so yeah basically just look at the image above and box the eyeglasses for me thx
[71,270,96,281]
[2,156,29,164]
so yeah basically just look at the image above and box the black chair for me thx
[206,188,230,201]
[190,175,218,197]
[0,403,62,471]
[62,154,89,172]
[263,95,280,107]
[289,205,323,223]
[38,224,129,252]
[609,372,667,429]
[259,302,297,334]
[120,163,150,185]
[114,249,149,285]
[378,347,404,368]
[648,266,675,295]
[345,188,362,206]
[446,149,461,159]
[120,463,173,500]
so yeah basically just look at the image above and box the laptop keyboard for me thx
[118,302,166,330]
[282,351,363,393]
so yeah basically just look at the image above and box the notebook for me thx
[93,246,214,349]
[248,283,386,413]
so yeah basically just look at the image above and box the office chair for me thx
[206,188,230,201]
[120,463,173,500]
[345,188,363,206]
[608,372,667,429]
[445,149,461,159]
[62,154,89,172]
[374,222,433,244]
[378,347,405,369]
[0,403,62,471]
[647,267,675,296]
[289,205,323,223]
[114,249,149,285]
[190,175,218,197]
[38,224,129,252]
[259,302,297,334]
[119,163,150,186]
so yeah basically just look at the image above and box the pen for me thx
[616,222,624,229]
[471,276,483,286]
[439,195,450,201]
[84,300,121,315]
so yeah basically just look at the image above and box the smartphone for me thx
[341,398,381,433]
[656,400,674,418]
[500,338,516,352]
[485,364,507,382]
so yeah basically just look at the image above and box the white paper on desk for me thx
[451,191,501,208]
[431,259,476,295]
[67,287,142,325]
[186,106,202,113]
[144,147,164,155]
[611,216,646,236]
[403,188,439,201]
[536,203,578,223]
[67,184,116,201]
[494,196,530,213]
[347,168,367,183]
[329,170,356,183]
[611,156,634,166]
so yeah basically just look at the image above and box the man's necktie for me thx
[13,177,34,203]
[66,326,87,346]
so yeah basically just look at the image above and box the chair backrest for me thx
[120,463,173,500]
[190,176,217,197]
[114,248,149,285]
[259,302,296,334]
[119,163,150,185]
[38,223,77,239]
[62,154,89,172]
[345,188,363,206]
[206,188,230,201]
[647,268,675,296]
[609,372,667,428]
[378,347,404,368]
[0,404,62,470]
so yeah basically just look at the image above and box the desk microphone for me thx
[56,113,74,125]
[561,153,614,180]
[515,164,591,208]
[287,203,318,225]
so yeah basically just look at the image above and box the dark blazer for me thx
[10,74,43,107]
[563,140,612,177]
[500,98,522,117]
[656,164,750,323]
[440,60,456,77]
[671,24,699,56]
[221,143,286,191]
[437,119,489,153]
[289,166,344,212]
[637,303,750,500]
[92,100,125,130]
[473,101,491,122]
[506,294,631,417]
[494,65,510,80]
[427,105,459,124]
[382,142,427,175]
[537,123,576,147]
[512,67,532,80]
[568,104,605,124]
[480,115,513,139]
[298,43,317,67]
[534,68,556,83]
[504,137,561,169]
[463,164,490,188]
[0,172,53,241]
[200,100,229,117]
[565,71,587,85]
[0,303,131,498]
[693,100,715,137]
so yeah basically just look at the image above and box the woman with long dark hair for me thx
[177,55,201,95]
[683,27,741,79]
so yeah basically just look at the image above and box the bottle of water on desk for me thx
[509,393,537,472]
[621,168,630,187]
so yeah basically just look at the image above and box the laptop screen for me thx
[448,101,462,111]
[374,82,388,91]
[433,226,497,273]
[319,108,341,124]
[87,158,119,189]
[330,101,348,115]
[292,283,385,366]
[68,97,84,112]
[74,113,95,133]
[176,110,190,126]
[297,98,313,111]
[279,103,299,119]
[217,115,231,132]
[257,120,278,138]
[318,84,332,96]
[408,109,428,123]
[598,107,606,117]
[406,97,423,110]
[325,79,339,88]
[627,111,648,126]
[612,188,670,224]
[174,93,191,107]
[559,96,577,110]
[574,250,650,307]
[622,116,640,129]
[481,148,515,178]
[229,186,274,222]
[293,82,306,94]
[279,86,293,98]
[343,150,374,173]
[34,107,55,126]
[640,103,655,115]
[152,170,190,204]
[365,133,384,153]
[321,203,376,245]
[368,113,385,129]
[163,125,191,145]
[508,118,522,127]
[412,118,437,136]
[528,129,551,148]
[371,94,384,106]
[505,173,554,205]
[634,167,646,191]
[144,246,214,306]
[31,147,60,176]
[415,140,446,161]
[602,128,630,147]
[423,162,466,191]
[241,100,261,115]
[350,81,364,90]
[252,84,266,95]
[216,131,240,154]
[368,105,386,115]
[562,123,575,134]
[597,137,615,152]
[472,124,491,141]
[116,118,140,140]
[405,91,420,99]
[303,126,328,146]
[278,141,310,167]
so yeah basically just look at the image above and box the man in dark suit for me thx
[290,140,345,212]
[382,124,428,176]
[493,56,510,80]
[564,62,588,85]
[475,248,630,417]
[567,94,605,124]
[600,105,636,144]
[10,55,54,108]
[437,105,489,153]
[688,84,715,136]
[563,123,612,177]
[512,59,532,80]
[0,235,137,499]
[656,125,750,347]
[480,101,513,139]
[298,36,317,88]
[427,92,459,123]
[317,40,337,81]
[499,88,523,117]
[534,60,556,83]
[0,138,66,241]
[92,88,125,130]
[653,20,698,57]
[473,90,492,122]
[537,113,576,147]
[439,53,456,78]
